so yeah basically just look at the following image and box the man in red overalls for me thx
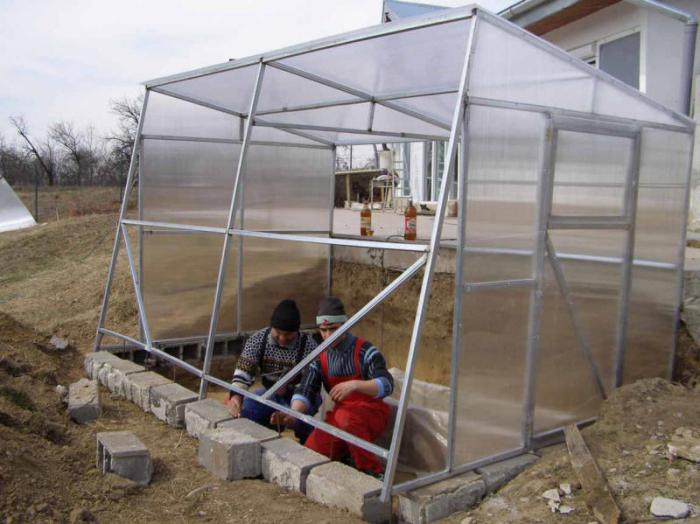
[271,297,393,475]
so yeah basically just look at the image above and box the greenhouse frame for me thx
[93,5,695,501]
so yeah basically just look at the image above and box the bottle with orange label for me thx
[360,201,372,236]
[404,200,417,241]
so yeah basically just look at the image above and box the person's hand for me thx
[270,411,296,428]
[329,380,359,402]
[225,394,242,418]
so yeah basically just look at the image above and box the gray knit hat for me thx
[316,296,348,326]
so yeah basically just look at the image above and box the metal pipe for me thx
[548,215,631,230]
[669,135,696,380]
[327,147,336,296]
[521,115,556,450]
[151,87,244,117]
[623,0,697,116]
[199,62,266,399]
[262,254,427,399]
[381,10,479,503]
[93,89,150,352]
[613,131,642,387]
[137,140,145,344]
[464,278,535,291]
[254,118,447,142]
[120,224,153,348]
[447,105,470,471]
[545,234,607,400]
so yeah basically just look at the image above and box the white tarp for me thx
[0,177,36,233]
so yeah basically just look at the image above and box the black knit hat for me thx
[316,296,348,326]
[270,299,300,332]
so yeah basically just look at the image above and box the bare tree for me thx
[105,94,143,184]
[9,116,59,186]
[50,121,86,185]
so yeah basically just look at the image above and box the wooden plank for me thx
[564,424,621,524]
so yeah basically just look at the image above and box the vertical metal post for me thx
[381,11,478,503]
[430,140,438,201]
[121,224,153,348]
[236,171,244,334]
[138,140,146,343]
[328,146,337,295]
[93,89,150,351]
[447,104,470,470]
[199,62,266,399]
[521,115,556,449]
[669,134,695,380]
[613,131,642,387]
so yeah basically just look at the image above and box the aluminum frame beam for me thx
[198,62,266,399]
[381,9,478,503]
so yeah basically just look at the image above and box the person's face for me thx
[271,327,297,348]
[318,323,343,347]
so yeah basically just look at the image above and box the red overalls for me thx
[304,337,390,473]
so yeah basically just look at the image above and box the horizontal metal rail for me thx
[253,118,448,142]
[98,328,204,377]
[464,278,535,291]
[548,215,631,230]
[122,219,428,252]
[141,133,332,150]
[262,254,428,400]
[98,328,388,458]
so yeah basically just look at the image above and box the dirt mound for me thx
[447,378,700,523]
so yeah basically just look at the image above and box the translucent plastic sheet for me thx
[141,139,241,228]
[534,232,624,435]
[624,129,692,383]
[141,232,238,340]
[238,143,332,331]
[279,19,472,99]
[142,91,240,140]
[454,105,543,465]
[0,177,35,233]
[551,131,631,217]
[470,18,687,127]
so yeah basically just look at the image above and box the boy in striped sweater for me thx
[272,296,393,475]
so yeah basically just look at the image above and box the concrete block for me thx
[198,428,261,480]
[261,437,329,493]
[397,472,485,524]
[150,383,198,427]
[217,417,280,442]
[185,399,233,438]
[124,371,172,411]
[97,431,152,486]
[475,454,538,492]
[305,461,390,523]
[84,351,121,380]
[68,378,101,423]
[97,358,145,397]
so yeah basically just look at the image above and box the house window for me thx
[599,32,640,89]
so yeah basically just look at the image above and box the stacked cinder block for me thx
[150,383,198,427]
[185,399,233,438]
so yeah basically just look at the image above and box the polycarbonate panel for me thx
[455,286,528,464]
[372,104,449,138]
[0,177,35,233]
[551,131,632,217]
[158,64,259,115]
[454,105,543,465]
[260,101,371,130]
[462,105,544,281]
[256,65,361,112]
[142,91,240,140]
[280,19,472,99]
[249,125,328,146]
[391,92,459,126]
[142,139,240,227]
[141,232,238,339]
[624,129,692,383]
[470,19,594,113]
[239,144,332,331]
[594,80,683,127]
[534,232,624,435]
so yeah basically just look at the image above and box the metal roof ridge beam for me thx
[267,61,452,131]
[143,6,476,89]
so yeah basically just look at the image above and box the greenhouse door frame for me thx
[522,115,642,447]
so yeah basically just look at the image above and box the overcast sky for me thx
[0,0,513,142]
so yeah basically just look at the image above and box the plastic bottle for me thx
[360,201,372,236]
[404,200,417,241]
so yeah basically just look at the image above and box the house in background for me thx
[383,0,700,223]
